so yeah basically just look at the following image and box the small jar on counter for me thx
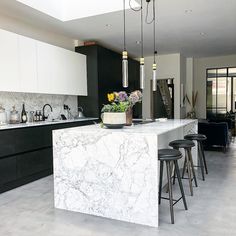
[0,104,7,126]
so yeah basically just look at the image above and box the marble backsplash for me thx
[0,91,78,121]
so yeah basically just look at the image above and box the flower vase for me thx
[126,108,133,126]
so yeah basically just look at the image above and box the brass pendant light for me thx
[140,0,145,90]
[152,0,157,92]
[122,0,128,88]
[123,0,158,90]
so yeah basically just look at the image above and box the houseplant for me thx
[185,91,198,119]
[101,90,142,127]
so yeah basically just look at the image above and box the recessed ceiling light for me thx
[185,9,193,14]
[200,32,206,36]
[16,0,140,22]
[136,41,141,45]
[105,24,112,27]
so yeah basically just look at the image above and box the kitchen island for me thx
[53,119,197,227]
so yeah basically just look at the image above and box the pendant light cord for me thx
[141,0,144,58]
[146,0,154,24]
[153,0,156,63]
[123,0,126,51]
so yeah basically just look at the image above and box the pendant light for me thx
[140,0,145,90]
[152,0,157,92]
[122,0,128,88]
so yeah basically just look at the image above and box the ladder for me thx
[158,80,173,118]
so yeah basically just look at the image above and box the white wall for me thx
[142,53,186,119]
[186,57,194,113]
[193,54,236,118]
[180,54,186,118]
[0,13,77,50]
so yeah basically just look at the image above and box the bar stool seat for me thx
[184,134,208,181]
[169,139,195,149]
[158,149,182,161]
[169,139,197,196]
[158,149,188,224]
[184,134,207,141]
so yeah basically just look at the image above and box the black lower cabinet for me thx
[0,156,17,186]
[17,148,52,178]
[0,120,96,193]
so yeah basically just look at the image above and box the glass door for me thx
[206,67,236,118]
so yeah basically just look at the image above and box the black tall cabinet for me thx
[75,45,142,118]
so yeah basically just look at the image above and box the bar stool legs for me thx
[159,158,188,224]
[200,141,208,174]
[166,161,174,224]
[187,148,198,188]
[159,161,164,205]
[174,160,188,210]
[181,148,198,196]
[184,134,208,179]
[198,142,205,181]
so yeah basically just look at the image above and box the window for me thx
[206,67,236,118]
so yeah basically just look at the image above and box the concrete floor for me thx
[1,145,236,236]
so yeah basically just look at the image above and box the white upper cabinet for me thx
[0,28,87,96]
[18,35,37,93]
[61,49,87,96]
[0,29,20,92]
[37,41,87,96]
[37,41,57,94]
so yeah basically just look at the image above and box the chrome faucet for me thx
[42,104,53,121]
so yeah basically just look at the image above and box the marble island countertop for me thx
[64,119,197,135]
[53,118,198,228]
[0,118,98,131]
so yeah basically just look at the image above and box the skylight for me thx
[16,0,140,21]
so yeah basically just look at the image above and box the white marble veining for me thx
[53,119,197,228]
[0,91,78,120]
[0,118,98,131]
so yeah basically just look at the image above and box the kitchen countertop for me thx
[53,119,198,228]
[64,119,197,135]
[0,118,98,131]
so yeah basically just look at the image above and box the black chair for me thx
[158,149,188,224]
[169,140,197,196]
[184,134,208,181]
[198,121,229,152]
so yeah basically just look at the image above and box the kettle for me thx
[77,107,85,119]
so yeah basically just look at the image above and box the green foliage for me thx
[101,101,130,113]
[185,91,198,109]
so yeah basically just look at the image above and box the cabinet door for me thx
[37,40,87,95]
[0,129,16,157]
[18,35,37,93]
[37,41,56,94]
[65,51,87,96]
[0,29,19,92]
[14,126,52,153]
[0,156,17,185]
[17,148,53,178]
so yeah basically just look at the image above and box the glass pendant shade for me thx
[152,63,157,91]
[122,51,128,88]
[140,58,145,89]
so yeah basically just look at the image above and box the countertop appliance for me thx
[76,106,85,119]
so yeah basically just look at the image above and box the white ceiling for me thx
[0,0,236,58]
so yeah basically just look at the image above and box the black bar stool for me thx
[158,149,188,224]
[169,140,197,196]
[184,134,208,181]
